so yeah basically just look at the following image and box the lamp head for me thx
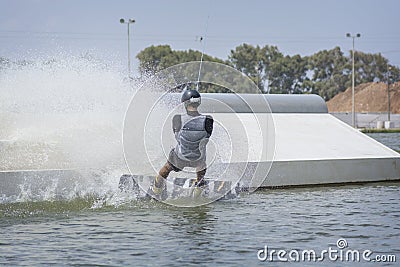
[120,18,125,24]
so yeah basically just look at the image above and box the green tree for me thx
[267,54,309,94]
[136,45,225,74]
[353,51,389,83]
[229,44,269,91]
[136,44,400,99]
[229,44,309,94]
[307,47,348,100]
[136,45,174,73]
[259,45,284,92]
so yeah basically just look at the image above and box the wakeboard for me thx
[118,174,240,201]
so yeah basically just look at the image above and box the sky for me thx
[1,0,399,76]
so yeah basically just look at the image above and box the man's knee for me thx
[159,162,174,178]
[196,168,206,179]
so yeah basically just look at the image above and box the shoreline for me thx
[361,128,400,133]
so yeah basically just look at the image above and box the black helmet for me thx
[181,89,201,107]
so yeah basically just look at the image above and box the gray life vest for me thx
[175,114,209,161]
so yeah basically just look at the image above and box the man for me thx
[151,89,214,197]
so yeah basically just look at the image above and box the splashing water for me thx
[0,55,248,211]
[0,52,135,205]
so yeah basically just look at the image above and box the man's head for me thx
[181,89,201,111]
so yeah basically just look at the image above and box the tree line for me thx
[137,44,400,100]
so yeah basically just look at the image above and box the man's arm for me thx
[205,115,213,137]
[172,115,181,139]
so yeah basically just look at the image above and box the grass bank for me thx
[361,128,400,133]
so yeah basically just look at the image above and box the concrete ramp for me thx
[264,113,400,187]
[196,93,400,188]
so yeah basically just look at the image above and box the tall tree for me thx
[259,45,283,93]
[354,51,389,83]
[136,45,175,73]
[308,47,348,100]
[268,54,308,94]
[136,44,400,99]
[136,45,225,74]
[229,44,264,90]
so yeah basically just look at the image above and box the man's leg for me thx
[195,166,207,187]
[153,149,181,191]
[192,165,208,197]
[154,162,173,189]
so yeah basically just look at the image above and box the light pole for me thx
[387,65,392,122]
[346,33,361,128]
[120,18,135,78]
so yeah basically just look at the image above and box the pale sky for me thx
[1,0,399,76]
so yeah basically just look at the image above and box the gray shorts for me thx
[167,148,206,172]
